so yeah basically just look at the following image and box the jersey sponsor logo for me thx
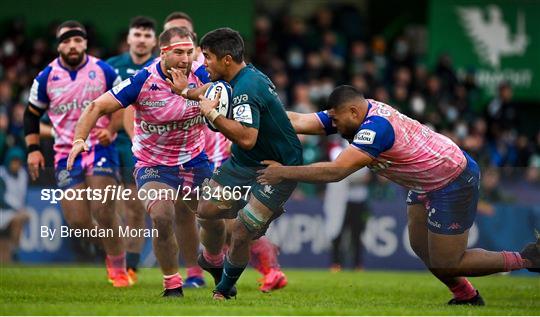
[140,167,159,180]
[353,129,376,145]
[186,99,199,107]
[375,106,392,117]
[49,86,68,98]
[52,75,60,81]
[233,94,248,105]
[83,83,104,93]
[139,115,204,135]
[140,100,166,108]
[57,169,72,188]
[112,78,131,94]
[427,218,442,229]
[51,99,93,115]
[233,104,253,124]
[149,83,160,91]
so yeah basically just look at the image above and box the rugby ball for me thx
[203,80,233,132]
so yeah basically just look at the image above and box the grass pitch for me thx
[0,266,538,315]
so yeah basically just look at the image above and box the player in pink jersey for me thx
[24,21,131,287]
[156,16,209,288]
[67,27,216,297]
[259,85,540,305]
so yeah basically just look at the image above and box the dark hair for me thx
[164,12,193,25]
[129,16,156,31]
[325,85,364,110]
[56,20,86,36]
[199,28,244,63]
[159,27,195,47]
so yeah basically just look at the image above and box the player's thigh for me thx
[406,201,430,261]
[138,181,176,210]
[86,175,119,220]
[197,160,251,218]
[250,179,297,213]
[59,182,92,225]
[123,182,143,214]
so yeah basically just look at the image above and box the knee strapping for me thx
[237,206,268,233]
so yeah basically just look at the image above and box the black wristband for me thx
[27,144,41,153]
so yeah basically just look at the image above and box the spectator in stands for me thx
[0,146,30,263]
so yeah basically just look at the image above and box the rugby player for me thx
[106,15,157,283]
[258,85,540,305]
[67,27,212,297]
[165,13,288,291]
[24,20,130,287]
[161,13,208,288]
[187,27,303,300]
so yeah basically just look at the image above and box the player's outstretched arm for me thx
[287,111,326,135]
[257,145,373,184]
[67,93,122,170]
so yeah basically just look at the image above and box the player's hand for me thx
[257,160,284,185]
[27,151,45,181]
[67,140,89,171]
[198,92,221,116]
[96,129,113,146]
[166,67,188,95]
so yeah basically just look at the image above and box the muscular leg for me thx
[87,176,124,256]
[428,231,510,277]
[124,182,145,271]
[407,204,463,288]
[196,179,232,258]
[60,182,101,246]
[175,200,200,269]
[141,181,179,276]
[214,196,275,296]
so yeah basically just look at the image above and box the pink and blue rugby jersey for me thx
[203,125,231,165]
[192,54,230,164]
[317,99,467,192]
[28,55,120,164]
[109,61,206,167]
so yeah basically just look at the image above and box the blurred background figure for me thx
[324,139,371,272]
[0,146,29,263]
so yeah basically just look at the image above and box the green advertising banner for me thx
[429,0,540,101]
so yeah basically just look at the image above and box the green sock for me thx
[216,256,246,294]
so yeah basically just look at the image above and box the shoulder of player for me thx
[233,73,270,98]
[34,64,54,82]
[363,114,392,127]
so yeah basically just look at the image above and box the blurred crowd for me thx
[1,4,539,191]
[250,6,540,187]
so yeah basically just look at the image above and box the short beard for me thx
[61,52,84,67]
